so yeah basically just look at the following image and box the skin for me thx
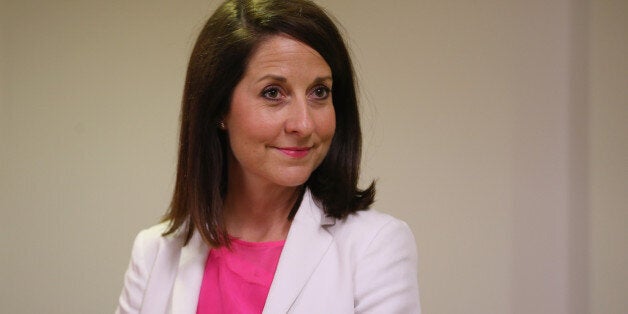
[222,34,336,242]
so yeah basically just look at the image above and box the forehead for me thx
[244,34,331,76]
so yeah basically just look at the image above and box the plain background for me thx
[1,0,626,313]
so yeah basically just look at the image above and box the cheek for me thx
[229,126,265,154]
[319,108,336,141]
[227,116,280,162]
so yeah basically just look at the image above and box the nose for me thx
[285,96,314,136]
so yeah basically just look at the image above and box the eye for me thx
[311,85,331,100]
[261,86,282,100]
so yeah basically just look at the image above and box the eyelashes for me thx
[261,86,282,100]
[260,84,332,102]
[311,85,331,99]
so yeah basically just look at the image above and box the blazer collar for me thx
[263,190,334,313]
[169,189,334,314]
[170,227,209,314]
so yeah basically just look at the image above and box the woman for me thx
[116,0,420,313]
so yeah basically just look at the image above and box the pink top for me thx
[196,238,285,314]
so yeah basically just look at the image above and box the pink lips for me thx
[277,147,311,158]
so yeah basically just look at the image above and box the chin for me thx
[272,169,313,187]
[274,176,310,188]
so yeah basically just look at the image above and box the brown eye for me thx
[312,86,330,99]
[262,87,281,100]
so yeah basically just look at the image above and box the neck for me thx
[224,169,300,243]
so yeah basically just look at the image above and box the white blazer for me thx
[116,190,421,313]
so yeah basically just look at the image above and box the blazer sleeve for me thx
[115,229,159,314]
[353,218,421,314]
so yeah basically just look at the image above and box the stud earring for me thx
[218,120,226,130]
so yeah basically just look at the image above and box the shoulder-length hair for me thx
[163,0,375,246]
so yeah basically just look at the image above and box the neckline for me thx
[228,236,286,248]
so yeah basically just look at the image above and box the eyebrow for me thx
[313,76,333,84]
[256,74,333,84]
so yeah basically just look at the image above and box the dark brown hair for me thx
[163,0,375,246]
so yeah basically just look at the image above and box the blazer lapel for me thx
[170,229,210,314]
[263,190,334,313]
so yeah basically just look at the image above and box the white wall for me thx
[1,0,626,313]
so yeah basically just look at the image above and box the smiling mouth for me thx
[276,146,312,158]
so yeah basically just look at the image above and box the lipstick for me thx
[277,147,311,158]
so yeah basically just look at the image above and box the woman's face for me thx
[224,34,336,189]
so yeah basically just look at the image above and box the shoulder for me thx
[133,222,177,250]
[128,222,185,270]
[334,209,421,313]
[328,209,416,252]
[134,222,170,244]
[116,222,182,313]
[301,191,417,258]
[323,208,418,279]
[323,208,421,313]
[338,208,407,230]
